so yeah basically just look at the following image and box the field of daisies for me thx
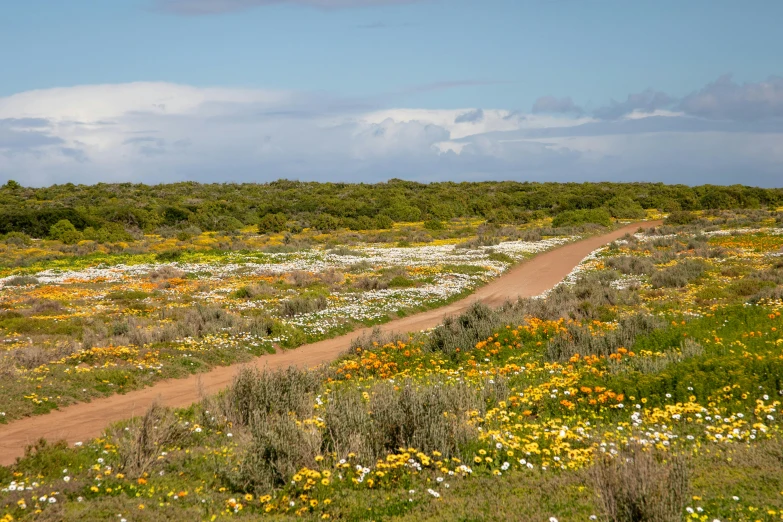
[2,210,783,521]
[0,221,577,422]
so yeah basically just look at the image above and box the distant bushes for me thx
[148,265,185,281]
[2,231,32,246]
[552,208,612,228]
[155,250,183,262]
[49,219,83,245]
[2,180,781,240]
[650,259,708,288]
[0,207,95,237]
[426,273,642,356]
[83,304,254,349]
[82,222,134,243]
[423,219,446,230]
[3,275,39,286]
[605,255,655,275]
[258,212,287,234]
[604,196,646,219]
[279,296,328,317]
[665,210,697,225]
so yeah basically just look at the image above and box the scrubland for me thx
[2,209,783,521]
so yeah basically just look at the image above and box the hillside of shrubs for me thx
[1,179,781,244]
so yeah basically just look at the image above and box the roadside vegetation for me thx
[0,216,585,422]
[2,206,783,521]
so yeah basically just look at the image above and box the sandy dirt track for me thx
[0,220,660,466]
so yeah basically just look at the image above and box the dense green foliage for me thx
[1,179,781,239]
[551,208,612,228]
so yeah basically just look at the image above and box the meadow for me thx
[0,218,592,422]
[1,209,782,521]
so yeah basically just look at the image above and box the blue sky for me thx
[1,0,782,186]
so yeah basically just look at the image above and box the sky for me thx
[1,0,782,187]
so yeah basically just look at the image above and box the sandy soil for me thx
[0,220,660,466]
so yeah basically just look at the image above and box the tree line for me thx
[1,178,781,243]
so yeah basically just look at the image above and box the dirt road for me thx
[0,220,660,466]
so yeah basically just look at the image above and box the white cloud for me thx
[0,82,781,187]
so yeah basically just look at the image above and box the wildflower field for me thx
[0,219,582,422]
[2,209,783,521]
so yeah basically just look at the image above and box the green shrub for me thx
[374,215,394,230]
[423,219,446,230]
[427,302,500,356]
[220,367,321,428]
[49,219,83,244]
[604,196,646,219]
[258,212,287,234]
[82,223,133,243]
[229,412,321,492]
[311,214,340,232]
[324,378,495,460]
[388,275,416,288]
[155,250,183,262]
[552,208,612,228]
[232,286,254,299]
[352,276,388,290]
[665,210,697,225]
[107,290,151,301]
[3,231,32,246]
[726,279,774,298]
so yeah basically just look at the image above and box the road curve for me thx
[0,220,660,466]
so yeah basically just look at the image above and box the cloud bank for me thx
[1,76,782,187]
[531,96,583,115]
[679,74,783,121]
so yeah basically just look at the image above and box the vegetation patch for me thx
[3,215,783,521]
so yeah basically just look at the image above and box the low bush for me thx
[154,250,183,262]
[650,259,707,288]
[3,275,39,287]
[113,403,189,478]
[590,445,689,522]
[604,256,655,275]
[546,313,665,361]
[427,302,500,356]
[220,367,321,428]
[665,210,697,225]
[486,251,514,264]
[148,265,185,280]
[2,231,32,246]
[279,296,329,317]
[352,276,388,291]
